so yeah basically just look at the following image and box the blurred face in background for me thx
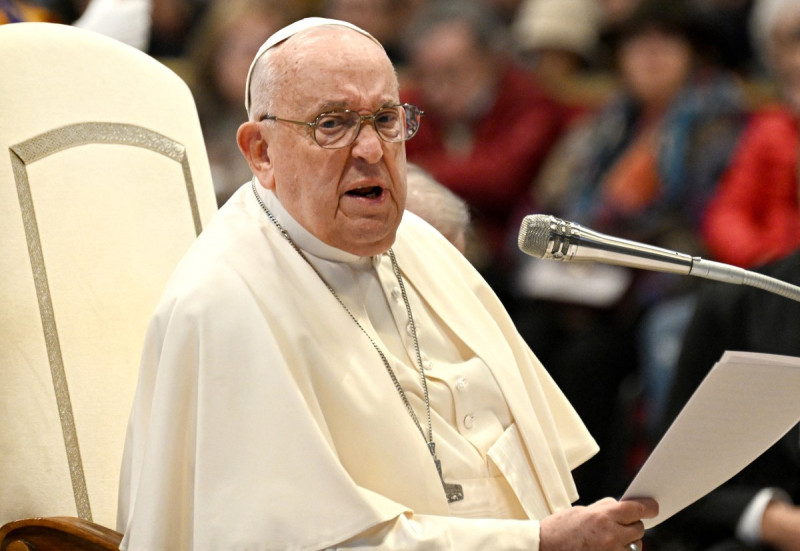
[618,28,693,111]
[324,0,396,46]
[214,11,286,107]
[598,0,640,26]
[410,20,498,123]
[480,0,523,22]
[770,9,800,114]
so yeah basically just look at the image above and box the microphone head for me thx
[518,214,555,258]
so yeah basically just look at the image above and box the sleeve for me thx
[118,278,546,551]
[736,488,793,546]
[73,0,152,51]
[662,486,766,546]
[702,118,777,267]
[117,290,404,550]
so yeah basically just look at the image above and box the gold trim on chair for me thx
[8,122,204,522]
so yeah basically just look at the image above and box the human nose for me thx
[350,120,384,163]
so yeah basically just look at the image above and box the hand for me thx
[761,500,800,551]
[539,497,658,551]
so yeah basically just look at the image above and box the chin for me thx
[341,228,398,257]
[357,236,397,257]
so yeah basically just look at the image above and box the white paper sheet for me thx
[622,351,800,528]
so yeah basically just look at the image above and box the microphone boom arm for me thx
[690,258,800,302]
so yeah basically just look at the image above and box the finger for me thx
[592,496,619,507]
[618,497,659,522]
[620,520,645,541]
[637,497,659,518]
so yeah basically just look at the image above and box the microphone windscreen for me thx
[518,214,553,257]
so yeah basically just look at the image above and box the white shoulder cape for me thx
[117,184,598,550]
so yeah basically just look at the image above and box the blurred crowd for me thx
[5,0,800,549]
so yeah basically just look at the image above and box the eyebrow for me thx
[315,100,349,112]
[313,99,400,114]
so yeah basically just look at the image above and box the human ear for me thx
[237,121,275,188]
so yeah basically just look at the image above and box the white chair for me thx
[0,22,218,548]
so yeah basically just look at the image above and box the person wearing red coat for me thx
[703,0,800,269]
[403,67,564,256]
[702,106,800,268]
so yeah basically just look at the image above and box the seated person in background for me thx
[405,162,471,255]
[702,0,800,269]
[406,163,470,254]
[401,0,568,288]
[508,0,748,504]
[187,0,291,206]
[116,17,657,550]
[534,0,745,267]
[650,5,800,548]
[650,247,800,551]
[511,0,604,120]
[1,0,151,50]
[320,0,422,68]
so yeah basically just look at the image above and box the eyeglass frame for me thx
[258,103,423,149]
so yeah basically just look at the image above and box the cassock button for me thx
[463,414,475,429]
[422,358,432,370]
[406,322,415,337]
[456,377,468,392]
[391,287,402,300]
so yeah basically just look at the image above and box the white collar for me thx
[254,181,372,266]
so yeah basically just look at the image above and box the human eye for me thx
[375,107,400,128]
[316,111,353,134]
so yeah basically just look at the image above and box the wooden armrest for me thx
[0,517,122,551]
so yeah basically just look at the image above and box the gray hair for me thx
[403,0,511,60]
[405,163,470,250]
[248,47,283,121]
[750,0,800,72]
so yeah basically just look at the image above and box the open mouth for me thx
[345,186,384,199]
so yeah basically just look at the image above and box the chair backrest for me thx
[0,22,218,530]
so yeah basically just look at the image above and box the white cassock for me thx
[117,181,599,550]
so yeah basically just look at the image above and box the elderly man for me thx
[117,18,656,550]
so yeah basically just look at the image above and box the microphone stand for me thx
[689,258,800,303]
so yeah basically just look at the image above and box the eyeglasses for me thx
[259,103,423,149]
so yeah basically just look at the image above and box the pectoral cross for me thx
[429,442,464,503]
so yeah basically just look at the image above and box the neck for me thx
[255,180,367,264]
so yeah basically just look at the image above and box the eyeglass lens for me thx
[314,105,420,148]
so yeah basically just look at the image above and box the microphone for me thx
[518,214,800,303]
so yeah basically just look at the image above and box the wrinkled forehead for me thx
[244,17,383,115]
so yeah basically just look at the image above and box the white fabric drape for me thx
[117,182,598,550]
